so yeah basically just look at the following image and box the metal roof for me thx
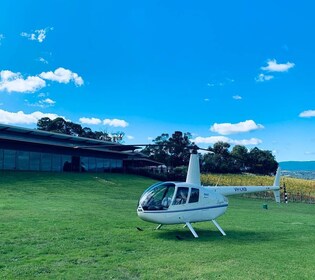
[0,123,140,153]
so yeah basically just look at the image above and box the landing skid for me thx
[185,220,226,238]
[185,222,199,238]
[155,220,226,238]
[212,219,226,236]
[156,224,163,230]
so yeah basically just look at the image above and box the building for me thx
[0,123,159,172]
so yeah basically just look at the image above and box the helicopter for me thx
[137,148,281,238]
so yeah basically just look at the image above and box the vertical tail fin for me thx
[186,153,201,186]
[273,167,281,203]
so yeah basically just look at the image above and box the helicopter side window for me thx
[188,188,199,203]
[173,187,189,205]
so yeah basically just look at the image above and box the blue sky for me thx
[0,0,315,162]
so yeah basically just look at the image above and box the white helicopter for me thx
[137,149,281,238]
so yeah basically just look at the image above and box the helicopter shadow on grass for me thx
[152,226,285,243]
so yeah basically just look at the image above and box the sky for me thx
[0,0,315,162]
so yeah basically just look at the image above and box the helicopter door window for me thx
[140,183,175,210]
[188,188,199,203]
[173,187,189,205]
[161,186,175,209]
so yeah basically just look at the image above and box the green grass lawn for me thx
[1,171,314,279]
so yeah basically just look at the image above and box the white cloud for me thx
[20,27,53,43]
[0,70,46,93]
[204,98,210,102]
[26,98,56,108]
[103,118,129,127]
[42,98,55,105]
[255,73,274,82]
[261,59,295,72]
[210,120,264,135]
[193,136,262,146]
[79,117,102,125]
[232,138,263,145]
[40,67,84,86]
[233,95,242,100]
[38,57,48,64]
[299,110,315,118]
[0,68,84,93]
[127,135,134,140]
[0,109,61,124]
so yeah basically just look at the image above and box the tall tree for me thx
[142,133,170,165]
[231,145,249,172]
[142,131,192,167]
[168,131,192,167]
[248,147,278,175]
[37,117,52,131]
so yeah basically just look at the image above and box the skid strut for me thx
[212,219,226,236]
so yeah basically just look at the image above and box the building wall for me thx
[0,148,123,172]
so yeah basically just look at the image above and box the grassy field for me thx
[1,171,315,279]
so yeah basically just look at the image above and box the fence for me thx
[241,191,315,204]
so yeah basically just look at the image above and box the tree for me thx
[168,131,192,167]
[82,127,96,139]
[202,142,236,173]
[231,145,249,172]
[201,142,277,175]
[248,147,278,175]
[141,131,192,167]
[212,141,230,157]
[46,117,68,134]
[36,117,125,142]
[142,133,170,165]
[111,131,125,143]
[37,117,52,131]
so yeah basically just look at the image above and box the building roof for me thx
[0,123,163,166]
[0,124,146,156]
[0,123,139,153]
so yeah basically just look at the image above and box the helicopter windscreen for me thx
[139,182,175,211]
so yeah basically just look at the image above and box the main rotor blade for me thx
[73,143,215,153]
[73,143,160,149]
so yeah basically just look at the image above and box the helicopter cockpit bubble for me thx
[139,182,175,211]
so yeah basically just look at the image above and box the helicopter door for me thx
[173,187,189,205]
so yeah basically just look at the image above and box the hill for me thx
[279,161,315,171]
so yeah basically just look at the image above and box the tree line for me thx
[142,131,278,175]
[37,117,125,143]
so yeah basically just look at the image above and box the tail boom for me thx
[209,167,281,203]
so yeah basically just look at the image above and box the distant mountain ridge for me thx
[279,161,315,171]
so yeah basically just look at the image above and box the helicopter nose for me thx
[137,208,151,222]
